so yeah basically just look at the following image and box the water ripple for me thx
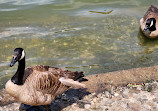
[0,62,9,67]
[0,26,86,39]
[0,0,55,6]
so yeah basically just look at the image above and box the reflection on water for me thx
[0,0,158,88]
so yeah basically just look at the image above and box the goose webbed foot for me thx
[19,103,46,111]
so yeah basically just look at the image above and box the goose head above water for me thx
[140,5,158,38]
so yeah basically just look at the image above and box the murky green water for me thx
[0,0,158,88]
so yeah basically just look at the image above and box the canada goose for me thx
[140,5,158,38]
[5,48,85,110]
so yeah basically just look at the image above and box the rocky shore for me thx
[1,80,158,111]
[63,80,158,111]
[1,66,158,111]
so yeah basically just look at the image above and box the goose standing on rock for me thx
[140,5,158,38]
[5,48,86,110]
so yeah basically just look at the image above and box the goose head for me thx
[144,18,156,33]
[10,48,25,67]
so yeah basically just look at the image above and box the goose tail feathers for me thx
[74,71,84,80]
[59,77,85,88]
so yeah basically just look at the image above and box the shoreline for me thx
[1,65,158,110]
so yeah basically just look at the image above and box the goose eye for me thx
[13,56,17,61]
[146,23,149,25]
[13,55,20,61]
[13,56,16,59]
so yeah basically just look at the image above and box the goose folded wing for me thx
[34,72,68,95]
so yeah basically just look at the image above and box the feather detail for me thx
[143,5,158,21]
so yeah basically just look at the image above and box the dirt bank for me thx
[83,65,158,92]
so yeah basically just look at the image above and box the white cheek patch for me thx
[19,50,25,60]
[150,20,153,27]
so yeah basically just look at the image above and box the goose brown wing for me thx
[34,72,68,95]
[23,65,57,83]
[29,65,84,80]
[23,65,84,94]
[48,67,84,80]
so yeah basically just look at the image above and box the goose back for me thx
[143,5,158,21]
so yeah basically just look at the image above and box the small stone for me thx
[90,101,94,105]
[95,103,100,109]
[114,93,119,96]
[93,97,98,103]
[104,99,113,105]
[105,91,112,98]
[0,96,2,101]
[97,93,102,98]
[152,106,157,110]
[146,101,155,106]
[137,98,145,104]
[152,82,157,88]
[141,94,147,100]
[137,85,142,90]
[143,104,152,111]
[153,97,158,102]
[84,104,91,109]
[109,105,126,111]
[123,89,129,94]
[101,106,108,110]
[115,96,122,101]
[122,94,128,99]
[128,102,141,111]
[91,93,96,96]
[134,89,141,94]
[90,103,99,109]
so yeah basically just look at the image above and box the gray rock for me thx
[84,104,91,109]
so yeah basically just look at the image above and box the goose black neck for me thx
[11,57,25,85]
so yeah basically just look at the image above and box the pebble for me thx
[84,104,90,109]
[123,89,129,94]
[122,94,128,99]
[114,93,119,96]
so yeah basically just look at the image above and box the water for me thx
[0,0,158,88]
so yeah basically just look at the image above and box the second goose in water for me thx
[140,5,158,38]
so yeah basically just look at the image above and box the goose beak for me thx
[143,27,148,32]
[10,57,17,67]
